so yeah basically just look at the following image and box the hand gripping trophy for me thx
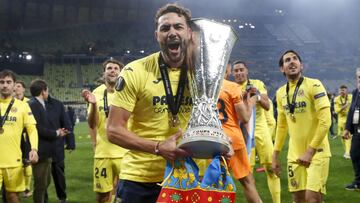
[178,19,238,158]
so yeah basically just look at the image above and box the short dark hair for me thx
[102,58,124,71]
[15,80,26,88]
[278,50,302,67]
[0,69,16,82]
[232,60,247,68]
[155,3,191,28]
[340,85,348,89]
[30,79,47,97]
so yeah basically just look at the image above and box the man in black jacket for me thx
[343,68,360,191]
[28,79,69,203]
[48,96,75,203]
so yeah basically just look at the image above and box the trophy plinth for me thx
[178,20,237,159]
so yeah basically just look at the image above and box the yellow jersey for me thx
[90,84,127,158]
[239,79,270,136]
[334,94,352,119]
[275,77,331,162]
[0,97,38,168]
[112,52,192,183]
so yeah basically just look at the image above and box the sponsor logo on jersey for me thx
[152,96,192,106]
[314,92,326,99]
[124,67,133,72]
[1,116,17,122]
[284,101,307,111]
[152,96,192,114]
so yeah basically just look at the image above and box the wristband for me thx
[154,141,161,155]
[257,94,261,102]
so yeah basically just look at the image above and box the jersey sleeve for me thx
[309,79,331,148]
[112,64,143,113]
[274,88,288,152]
[23,103,38,150]
[311,80,330,111]
[256,80,268,95]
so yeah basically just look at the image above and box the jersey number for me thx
[217,99,228,123]
[288,165,294,178]
[95,167,107,179]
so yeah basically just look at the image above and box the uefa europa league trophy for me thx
[178,19,238,159]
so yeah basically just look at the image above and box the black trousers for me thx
[117,180,161,203]
[50,160,67,200]
[33,158,52,203]
[350,134,360,185]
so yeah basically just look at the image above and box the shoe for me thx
[23,190,33,198]
[59,200,67,203]
[256,167,265,173]
[331,135,337,139]
[343,154,351,159]
[345,183,360,190]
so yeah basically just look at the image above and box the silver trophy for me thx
[178,19,238,159]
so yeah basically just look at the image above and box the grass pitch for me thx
[17,122,359,202]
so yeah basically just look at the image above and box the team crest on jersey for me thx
[290,179,298,188]
[11,107,17,113]
[298,89,304,97]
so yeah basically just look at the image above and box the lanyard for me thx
[0,98,15,131]
[340,95,348,106]
[103,89,109,118]
[158,54,187,120]
[286,76,304,116]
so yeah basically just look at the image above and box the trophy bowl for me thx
[178,18,238,159]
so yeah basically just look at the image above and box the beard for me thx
[159,39,187,66]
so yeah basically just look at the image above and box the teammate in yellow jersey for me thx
[106,3,196,203]
[13,80,33,198]
[272,50,331,203]
[218,63,262,203]
[334,85,352,159]
[232,60,281,203]
[82,58,127,203]
[0,69,39,203]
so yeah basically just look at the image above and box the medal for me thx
[158,54,187,129]
[290,113,296,122]
[0,127,3,134]
[169,114,180,127]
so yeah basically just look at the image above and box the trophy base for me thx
[178,138,230,159]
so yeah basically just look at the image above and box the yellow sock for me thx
[265,165,281,203]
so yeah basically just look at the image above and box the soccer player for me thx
[82,58,127,203]
[218,63,262,202]
[272,50,331,203]
[13,80,33,198]
[0,69,39,203]
[106,3,193,203]
[232,61,281,203]
[14,81,29,102]
[334,85,352,159]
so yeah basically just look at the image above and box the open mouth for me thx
[168,42,180,53]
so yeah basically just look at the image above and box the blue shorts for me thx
[116,179,161,203]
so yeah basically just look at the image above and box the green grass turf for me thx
[12,122,360,202]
